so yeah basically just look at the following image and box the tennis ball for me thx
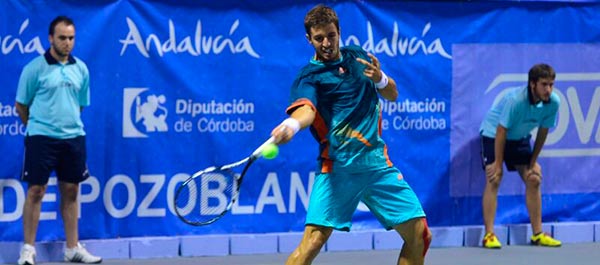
[261,143,279,159]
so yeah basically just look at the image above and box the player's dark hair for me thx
[528,63,556,87]
[49,16,74,36]
[304,4,339,37]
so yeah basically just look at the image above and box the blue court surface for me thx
[6,243,598,265]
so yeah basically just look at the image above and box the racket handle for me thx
[251,136,276,158]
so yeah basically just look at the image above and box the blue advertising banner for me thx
[1,0,599,242]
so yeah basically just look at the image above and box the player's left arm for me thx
[356,53,398,101]
[78,62,91,113]
[529,127,549,175]
[377,75,398,101]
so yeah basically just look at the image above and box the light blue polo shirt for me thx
[16,50,90,139]
[480,86,559,140]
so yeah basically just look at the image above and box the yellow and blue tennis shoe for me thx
[530,232,561,247]
[482,233,502,249]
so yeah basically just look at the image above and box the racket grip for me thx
[251,136,276,158]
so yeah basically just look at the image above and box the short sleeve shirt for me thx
[16,51,90,139]
[286,45,392,172]
[480,86,560,140]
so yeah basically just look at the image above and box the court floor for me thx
[18,242,600,265]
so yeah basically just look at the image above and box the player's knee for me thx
[398,218,431,256]
[61,188,79,202]
[534,163,542,173]
[488,177,502,188]
[421,219,432,257]
[27,185,46,202]
[526,174,541,187]
[302,228,329,254]
[61,191,78,203]
[306,233,327,251]
[59,182,80,201]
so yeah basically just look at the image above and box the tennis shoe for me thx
[18,244,36,265]
[64,242,102,263]
[482,233,502,249]
[530,232,561,247]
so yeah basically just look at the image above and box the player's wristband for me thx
[281,118,301,134]
[375,71,389,89]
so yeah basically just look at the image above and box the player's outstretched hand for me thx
[356,53,383,83]
[271,124,294,144]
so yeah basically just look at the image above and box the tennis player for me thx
[270,4,431,265]
[479,63,561,248]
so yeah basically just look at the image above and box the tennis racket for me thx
[173,137,276,226]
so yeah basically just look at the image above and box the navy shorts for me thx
[480,135,532,171]
[22,135,90,185]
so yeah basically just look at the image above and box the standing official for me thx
[479,63,562,249]
[16,16,102,264]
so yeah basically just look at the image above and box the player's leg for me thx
[515,162,560,246]
[23,184,47,245]
[20,135,56,264]
[59,181,80,248]
[285,225,332,265]
[21,186,44,265]
[480,136,502,237]
[57,136,102,262]
[510,137,542,234]
[482,164,503,248]
[393,218,430,265]
[286,171,363,264]
[482,163,502,234]
[22,135,57,245]
[516,163,542,234]
[361,167,429,264]
[511,139,559,247]
[56,136,89,248]
[22,136,57,245]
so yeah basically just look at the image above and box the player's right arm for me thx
[16,61,38,126]
[272,104,315,144]
[290,104,315,129]
[15,102,29,125]
[488,125,507,182]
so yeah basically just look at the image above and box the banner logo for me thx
[119,18,260,58]
[0,19,45,55]
[123,88,169,138]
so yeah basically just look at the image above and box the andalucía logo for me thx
[122,88,169,138]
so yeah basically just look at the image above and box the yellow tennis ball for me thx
[261,143,279,159]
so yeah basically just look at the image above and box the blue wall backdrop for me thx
[1,0,599,241]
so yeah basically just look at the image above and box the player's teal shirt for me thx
[287,45,393,173]
[16,50,90,139]
[480,86,559,140]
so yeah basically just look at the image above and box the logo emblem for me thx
[123,88,169,138]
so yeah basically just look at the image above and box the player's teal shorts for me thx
[305,166,426,231]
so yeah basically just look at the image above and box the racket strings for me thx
[174,156,258,226]
[174,169,237,225]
